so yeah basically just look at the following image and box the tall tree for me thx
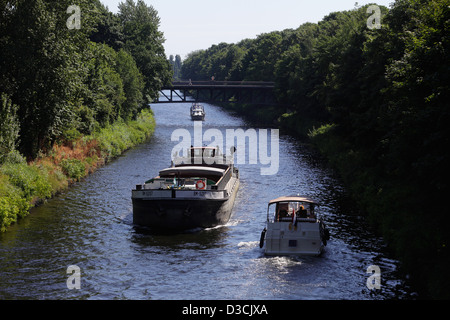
[241,32,283,81]
[115,49,145,120]
[379,0,450,297]
[0,0,98,158]
[0,94,20,163]
[118,0,172,102]
[90,0,125,51]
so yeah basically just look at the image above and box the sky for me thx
[100,0,395,59]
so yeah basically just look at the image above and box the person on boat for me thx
[297,205,308,218]
[277,203,289,221]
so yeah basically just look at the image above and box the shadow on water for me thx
[130,224,231,251]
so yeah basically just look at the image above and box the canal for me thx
[0,102,415,300]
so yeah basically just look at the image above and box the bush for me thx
[1,150,26,165]
[60,159,86,181]
[93,109,155,160]
[61,128,82,143]
[0,162,53,201]
[0,173,31,231]
[0,108,156,232]
[0,194,31,232]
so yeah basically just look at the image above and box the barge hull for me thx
[132,180,239,230]
[133,198,230,230]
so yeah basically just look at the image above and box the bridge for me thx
[153,81,276,105]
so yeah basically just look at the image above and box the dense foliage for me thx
[0,0,171,159]
[0,109,155,232]
[0,1,170,230]
[182,0,450,298]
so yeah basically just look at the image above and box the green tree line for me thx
[0,0,172,161]
[0,0,170,231]
[182,0,450,299]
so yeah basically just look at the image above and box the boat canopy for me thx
[269,196,317,205]
[159,166,225,177]
[191,104,204,111]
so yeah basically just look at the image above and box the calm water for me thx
[0,102,415,300]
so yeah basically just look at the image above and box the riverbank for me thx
[222,101,450,299]
[0,109,155,232]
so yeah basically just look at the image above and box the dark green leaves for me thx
[0,0,169,159]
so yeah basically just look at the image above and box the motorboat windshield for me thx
[191,104,204,112]
[267,197,318,223]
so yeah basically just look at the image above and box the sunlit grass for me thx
[0,109,155,232]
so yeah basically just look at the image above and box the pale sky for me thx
[100,0,394,59]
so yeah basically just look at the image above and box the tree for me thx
[83,43,125,127]
[169,54,182,80]
[181,50,209,81]
[118,0,172,102]
[241,32,283,81]
[274,23,321,117]
[378,0,450,297]
[115,49,145,120]
[0,0,98,158]
[90,0,125,51]
[0,94,20,163]
[173,54,182,80]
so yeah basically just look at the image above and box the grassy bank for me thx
[0,109,155,232]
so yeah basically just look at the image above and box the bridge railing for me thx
[165,81,275,87]
[155,80,276,105]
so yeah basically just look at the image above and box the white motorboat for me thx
[259,196,330,256]
[190,103,205,121]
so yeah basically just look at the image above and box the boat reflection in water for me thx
[132,147,239,231]
[260,196,330,256]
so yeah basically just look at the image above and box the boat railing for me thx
[140,177,215,190]
[277,217,317,223]
[212,166,232,190]
[174,156,229,167]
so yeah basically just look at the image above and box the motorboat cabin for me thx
[260,196,330,256]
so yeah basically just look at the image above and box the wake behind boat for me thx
[132,147,239,230]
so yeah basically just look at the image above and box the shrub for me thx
[1,150,26,165]
[0,163,53,201]
[0,108,156,232]
[0,194,31,232]
[0,174,29,231]
[60,158,86,181]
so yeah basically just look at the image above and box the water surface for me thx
[0,102,414,300]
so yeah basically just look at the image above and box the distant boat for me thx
[132,146,239,231]
[259,196,330,256]
[190,103,205,121]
